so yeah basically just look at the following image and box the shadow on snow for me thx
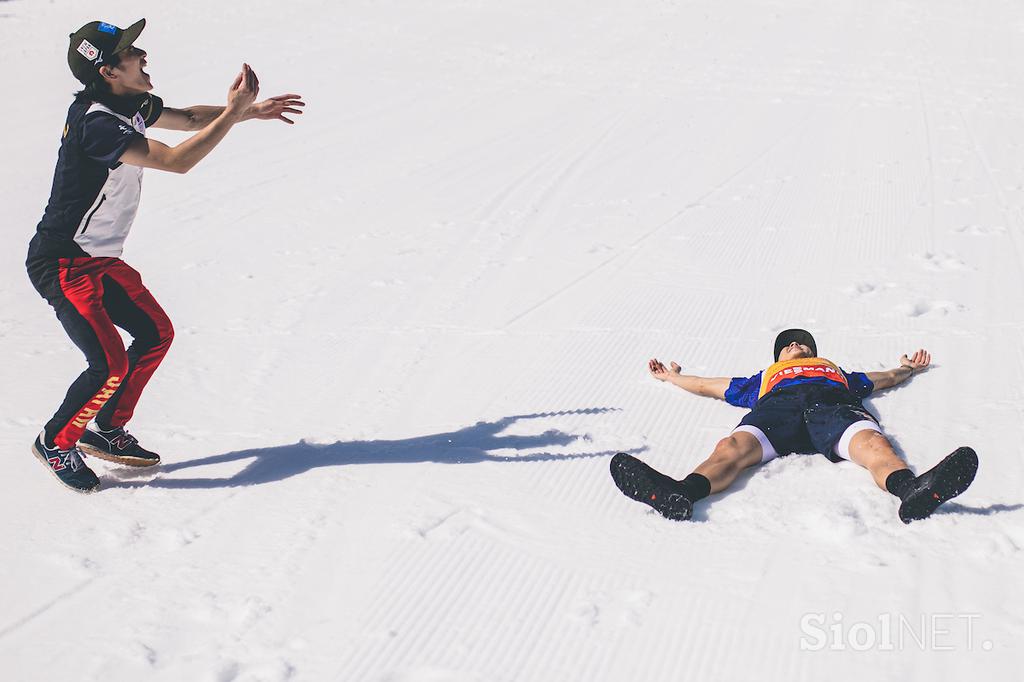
[109,408,640,490]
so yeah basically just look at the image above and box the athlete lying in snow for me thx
[611,329,978,524]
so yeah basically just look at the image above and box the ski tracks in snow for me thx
[501,111,815,330]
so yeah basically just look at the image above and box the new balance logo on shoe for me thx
[32,434,100,494]
[78,427,161,467]
[109,434,134,450]
[47,449,84,473]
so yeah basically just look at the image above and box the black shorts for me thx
[737,384,879,462]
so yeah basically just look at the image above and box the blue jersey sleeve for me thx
[842,370,874,398]
[81,112,141,168]
[724,372,762,408]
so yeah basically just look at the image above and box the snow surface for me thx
[2,0,1023,680]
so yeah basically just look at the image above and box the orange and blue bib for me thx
[724,357,874,409]
[758,358,848,398]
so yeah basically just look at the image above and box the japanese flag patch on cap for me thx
[76,39,100,62]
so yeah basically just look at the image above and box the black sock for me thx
[885,468,916,500]
[679,473,712,501]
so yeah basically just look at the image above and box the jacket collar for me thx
[92,91,153,118]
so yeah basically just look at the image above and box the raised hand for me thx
[226,63,260,120]
[247,94,305,124]
[900,349,931,371]
[649,358,682,382]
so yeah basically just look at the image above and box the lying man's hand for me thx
[649,358,682,381]
[900,349,931,371]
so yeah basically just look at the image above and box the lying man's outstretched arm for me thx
[648,358,731,399]
[866,349,931,392]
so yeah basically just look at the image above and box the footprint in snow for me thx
[953,224,1007,236]
[412,507,495,541]
[569,589,653,629]
[917,251,969,272]
[897,300,965,317]
[843,282,897,299]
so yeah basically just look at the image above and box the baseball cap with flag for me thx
[68,19,146,84]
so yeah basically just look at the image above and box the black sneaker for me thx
[610,453,694,521]
[899,447,979,524]
[79,426,161,467]
[31,434,100,493]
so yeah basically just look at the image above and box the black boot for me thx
[610,453,694,521]
[898,447,978,524]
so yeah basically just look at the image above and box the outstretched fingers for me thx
[279,105,303,123]
[901,348,932,370]
[648,357,684,382]
[648,358,667,377]
[258,94,306,123]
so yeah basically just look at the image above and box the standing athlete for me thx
[27,19,304,492]
[611,329,978,524]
